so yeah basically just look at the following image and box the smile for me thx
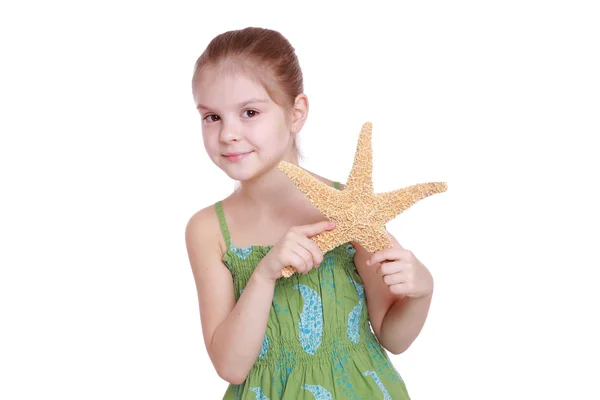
[222,151,254,162]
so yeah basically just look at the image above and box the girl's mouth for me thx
[222,151,253,162]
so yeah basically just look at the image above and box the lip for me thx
[222,150,254,162]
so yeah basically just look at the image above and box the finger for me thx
[293,220,336,238]
[297,235,324,267]
[377,260,409,276]
[367,247,404,266]
[388,283,409,295]
[383,272,405,286]
[291,247,313,273]
[286,252,307,273]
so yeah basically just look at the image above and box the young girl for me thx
[186,27,434,400]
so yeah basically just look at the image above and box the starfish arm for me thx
[312,226,353,254]
[277,161,344,218]
[375,182,448,223]
[345,121,374,194]
[355,224,394,253]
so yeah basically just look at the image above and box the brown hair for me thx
[191,27,305,159]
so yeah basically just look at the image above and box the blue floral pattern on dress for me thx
[363,371,391,400]
[293,284,323,355]
[303,384,333,400]
[249,387,271,400]
[365,333,403,384]
[347,279,365,343]
[258,334,269,358]
[319,255,336,299]
[331,338,359,399]
[231,241,252,259]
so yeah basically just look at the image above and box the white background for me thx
[1,0,598,399]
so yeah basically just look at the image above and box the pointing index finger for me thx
[296,220,336,238]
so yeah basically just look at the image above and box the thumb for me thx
[296,220,336,237]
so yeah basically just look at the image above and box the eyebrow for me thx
[196,98,270,111]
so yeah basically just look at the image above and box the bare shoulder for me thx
[185,203,226,259]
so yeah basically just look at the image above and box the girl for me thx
[186,27,434,400]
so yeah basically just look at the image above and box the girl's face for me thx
[193,66,295,182]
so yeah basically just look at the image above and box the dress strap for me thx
[214,201,231,251]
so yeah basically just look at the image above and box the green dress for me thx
[216,182,411,400]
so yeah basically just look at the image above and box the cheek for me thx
[265,132,290,155]
[202,133,219,157]
[248,126,288,149]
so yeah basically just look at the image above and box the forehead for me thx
[193,64,270,108]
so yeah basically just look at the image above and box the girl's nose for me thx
[219,121,241,142]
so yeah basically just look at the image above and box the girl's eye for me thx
[242,110,258,118]
[203,114,220,123]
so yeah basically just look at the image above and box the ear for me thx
[290,93,309,134]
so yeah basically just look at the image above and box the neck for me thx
[233,154,310,214]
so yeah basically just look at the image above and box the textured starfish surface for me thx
[277,121,448,278]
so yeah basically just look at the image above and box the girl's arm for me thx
[352,233,433,354]
[185,206,275,385]
[352,239,431,354]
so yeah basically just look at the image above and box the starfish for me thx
[277,121,448,278]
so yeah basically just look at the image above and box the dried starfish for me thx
[277,121,448,278]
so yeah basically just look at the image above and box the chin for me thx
[226,171,254,182]
[226,164,275,183]
[221,165,259,182]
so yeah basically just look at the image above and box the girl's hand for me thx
[255,221,336,282]
[366,239,433,299]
